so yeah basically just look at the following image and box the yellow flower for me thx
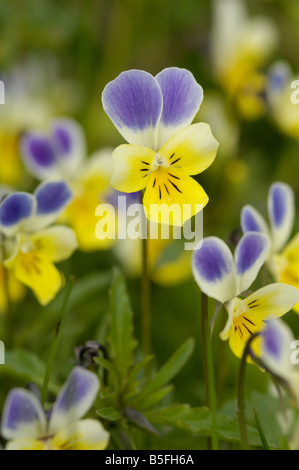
[211,0,277,120]
[102,68,219,226]
[0,181,77,306]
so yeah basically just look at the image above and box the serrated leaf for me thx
[108,268,137,373]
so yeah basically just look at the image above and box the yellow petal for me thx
[4,239,64,306]
[66,195,116,252]
[227,283,299,359]
[143,167,208,226]
[50,419,110,450]
[228,312,263,360]
[111,144,155,192]
[0,132,22,185]
[159,123,219,176]
[79,148,113,194]
[5,438,47,450]
[0,263,25,314]
[31,226,78,262]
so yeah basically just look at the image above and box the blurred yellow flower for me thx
[0,182,77,306]
[0,261,25,314]
[21,118,116,252]
[212,0,277,120]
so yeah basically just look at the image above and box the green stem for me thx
[237,334,258,450]
[141,207,152,377]
[41,277,75,405]
[201,292,218,450]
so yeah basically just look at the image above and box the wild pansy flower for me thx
[21,118,115,251]
[1,367,110,450]
[257,319,297,385]
[241,182,299,313]
[102,67,219,226]
[0,181,77,305]
[192,233,299,358]
[267,61,299,142]
[211,0,277,120]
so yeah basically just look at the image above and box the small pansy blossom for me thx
[0,181,77,305]
[192,233,299,358]
[258,319,296,383]
[1,367,110,450]
[211,0,277,120]
[102,67,219,226]
[241,182,299,313]
[20,118,115,251]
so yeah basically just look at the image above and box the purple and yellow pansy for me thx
[192,232,299,358]
[102,67,219,226]
[21,118,115,251]
[1,367,109,450]
[0,181,77,305]
[241,182,299,313]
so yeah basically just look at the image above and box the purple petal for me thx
[1,389,46,440]
[155,67,203,146]
[21,133,56,179]
[263,321,281,360]
[268,182,294,251]
[241,205,267,234]
[50,119,86,169]
[35,181,72,215]
[102,70,163,148]
[0,193,35,232]
[192,237,236,303]
[52,124,72,155]
[235,233,270,294]
[49,367,99,434]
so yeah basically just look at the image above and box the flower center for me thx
[20,239,34,254]
[152,153,168,171]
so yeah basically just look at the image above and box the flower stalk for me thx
[201,292,218,450]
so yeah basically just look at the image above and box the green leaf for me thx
[146,404,273,447]
[140,385,173,410]
[96,407,122,421]
[124,407,159,436]
[133,338,194,406]
[108,268,136,373]
[0,348,58,393]
[94,357,120,377]
[253,408,270,450]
